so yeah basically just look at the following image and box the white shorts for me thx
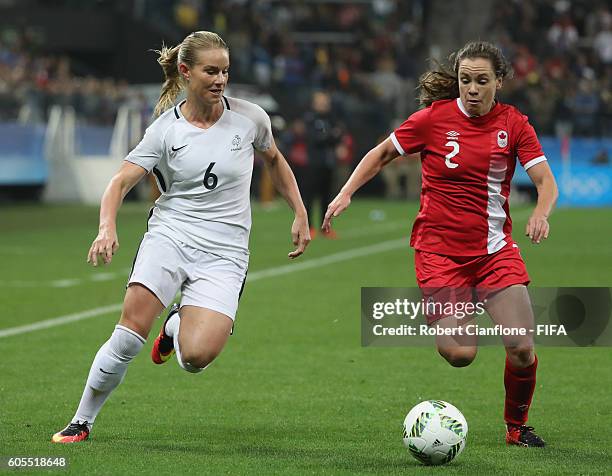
[128,232,248,320]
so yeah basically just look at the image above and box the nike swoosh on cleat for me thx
[171,144,188,152]
[99,368,116,375]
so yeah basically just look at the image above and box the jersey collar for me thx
[174,98,227,131]
[455,98,500,121]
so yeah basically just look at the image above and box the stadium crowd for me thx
[490,0,611,137]
[0,0,609,138]
[0,28,133,125]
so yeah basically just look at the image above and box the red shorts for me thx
[415,243,530,324]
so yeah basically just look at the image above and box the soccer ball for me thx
[402,400,468,465]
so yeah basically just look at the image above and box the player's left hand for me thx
[288,214,311,259]
[525,214,549,244]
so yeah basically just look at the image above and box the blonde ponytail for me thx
[153,44,183,117]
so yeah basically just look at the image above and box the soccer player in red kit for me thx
[323,41,558,447]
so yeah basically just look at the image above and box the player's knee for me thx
[506,345,534,367]
[119,311,150,340]
[438,347,477,367]
[180,347,220,369]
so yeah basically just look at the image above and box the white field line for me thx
[247,238,406,281]
[0,269,131,289]
[0,209,534,339]
[0,221,409,289]
[0,238,407,339]
[0,304,124,339]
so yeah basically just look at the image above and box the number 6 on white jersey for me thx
[444,141,460,169]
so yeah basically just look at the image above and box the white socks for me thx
[165,310,203,374]
[72,325,145,428]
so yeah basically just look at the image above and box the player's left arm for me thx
[525,161,558,244]
[258,139,311,259]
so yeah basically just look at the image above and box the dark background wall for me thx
[0,4,172,83]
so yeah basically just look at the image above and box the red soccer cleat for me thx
[51,421,90,443]
[506,424,546,447]
[151,303,178,364]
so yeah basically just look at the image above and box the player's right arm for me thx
[87,161,148,267]
[322,137,399,232]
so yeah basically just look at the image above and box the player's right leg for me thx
[415,251,479,367]
[433,315,478,367]
[51,286,165,443]
[52,232,185,443]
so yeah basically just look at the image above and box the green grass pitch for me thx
[0,200,610,475]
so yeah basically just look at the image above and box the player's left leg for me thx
[485,285,546,447]
[151,303,179,364]
[166,305,233,372]
[152,250,246,373]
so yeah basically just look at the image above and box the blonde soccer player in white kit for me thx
[52,31,311,443]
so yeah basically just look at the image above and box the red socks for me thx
[504,354,538,426]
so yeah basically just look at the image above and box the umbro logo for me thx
[171,144,188,152]
[446,131,460,143]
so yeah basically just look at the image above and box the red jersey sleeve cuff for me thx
[523,155,547,170]
[389,132,406,156]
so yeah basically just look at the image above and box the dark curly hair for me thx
[418,41,513,107]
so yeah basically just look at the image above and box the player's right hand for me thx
[87,228,119,266]
[288,213,311,259]
[322,192,351,233]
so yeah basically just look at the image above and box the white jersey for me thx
[125,96,273,264]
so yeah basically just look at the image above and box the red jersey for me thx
[391,98,546,256]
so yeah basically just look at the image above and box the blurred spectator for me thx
[174,0,200,31]
[571,79,600,135]
[593,23,612,65]
[334,125,355,193]
[547,13,579,53]
[303,90,343,237]
[283,118,309,200]
[512,46,538,81]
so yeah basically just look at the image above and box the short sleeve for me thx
[125,125,164,172]
[390,107,430,155]
[252,105,273,151]
[516,119,547,170]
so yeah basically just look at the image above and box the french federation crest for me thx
[497,130,508,148]
[231,134,242,151]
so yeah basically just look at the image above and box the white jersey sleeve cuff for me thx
[389,132,406,156]
[124,158,152,173]
[523,155,547,170]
